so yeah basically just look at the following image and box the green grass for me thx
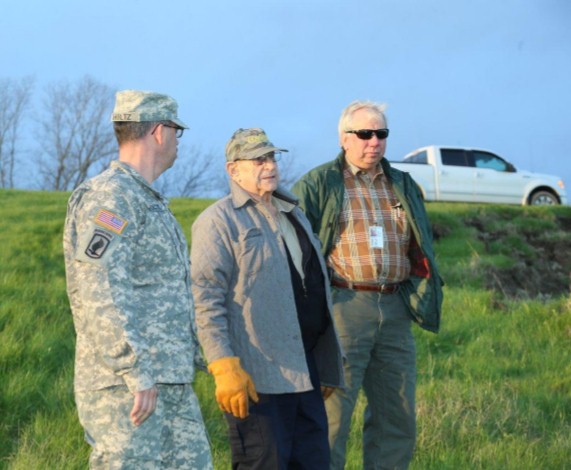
[1,191,570,469]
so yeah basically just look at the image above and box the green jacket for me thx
[291,151,444,333]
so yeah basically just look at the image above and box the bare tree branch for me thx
[36,76,117,191]
[154,145,227,197]
[276,152,305,190]
[0,76,34,188]
[155,149,305,198]
[160,149,307,198]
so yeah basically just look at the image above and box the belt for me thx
[331,279,400,294]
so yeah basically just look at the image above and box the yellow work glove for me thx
[208,357,259,419]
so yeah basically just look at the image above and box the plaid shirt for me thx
[328,162,411,284]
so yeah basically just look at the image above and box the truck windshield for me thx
[404,150,427,164]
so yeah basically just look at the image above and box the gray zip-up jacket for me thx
[190,181,344,394]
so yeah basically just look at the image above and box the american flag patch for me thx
[94,209,128,234]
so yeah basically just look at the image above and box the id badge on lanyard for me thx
[369,225,384,249]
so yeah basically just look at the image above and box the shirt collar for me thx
[229,180,255,208]
[345,160,384,179]
[272,195,296,213]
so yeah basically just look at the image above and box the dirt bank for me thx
[434,213,571,299]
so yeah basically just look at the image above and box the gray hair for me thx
[338,100,388,141]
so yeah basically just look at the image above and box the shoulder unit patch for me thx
[85,231,112,259]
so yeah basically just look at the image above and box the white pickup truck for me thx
[390,145,567,205]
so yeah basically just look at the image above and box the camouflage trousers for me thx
[76,384,213,470]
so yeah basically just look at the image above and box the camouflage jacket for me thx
[63,161,200,393]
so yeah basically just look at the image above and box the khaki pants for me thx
[76,384,213,470]
[326,287,416,470]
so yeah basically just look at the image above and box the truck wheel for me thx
[529,190,559,205]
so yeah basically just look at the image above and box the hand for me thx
[208,357,259,419]
[130,385,158,426]
[321,386,335,400]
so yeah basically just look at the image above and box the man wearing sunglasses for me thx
[191,128,344,469]
[63,90,212,469]
[292,100,444,469]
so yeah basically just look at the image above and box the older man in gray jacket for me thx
[191,128,344,469]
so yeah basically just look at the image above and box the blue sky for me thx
[3,0,571,196]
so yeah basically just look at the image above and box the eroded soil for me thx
[434,214,571,299]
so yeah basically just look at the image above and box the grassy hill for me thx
[1,189,570,469]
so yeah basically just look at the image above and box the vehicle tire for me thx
[529,190,559,205]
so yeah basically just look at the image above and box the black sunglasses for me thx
[346,128,390,140]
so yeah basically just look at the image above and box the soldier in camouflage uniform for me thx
[63,90,213,469]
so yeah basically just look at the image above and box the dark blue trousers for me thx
[224,355,330,469]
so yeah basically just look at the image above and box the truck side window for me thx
[403,151,428,164]
[441,149,470,167]
[473,151,508,171]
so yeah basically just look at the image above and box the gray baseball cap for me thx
[225,128,288,162]
[111,90,189,129]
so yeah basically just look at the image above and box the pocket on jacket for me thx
[238,228,265,276]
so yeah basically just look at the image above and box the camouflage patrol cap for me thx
[225,128,288,162]
[111,90,189,129]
